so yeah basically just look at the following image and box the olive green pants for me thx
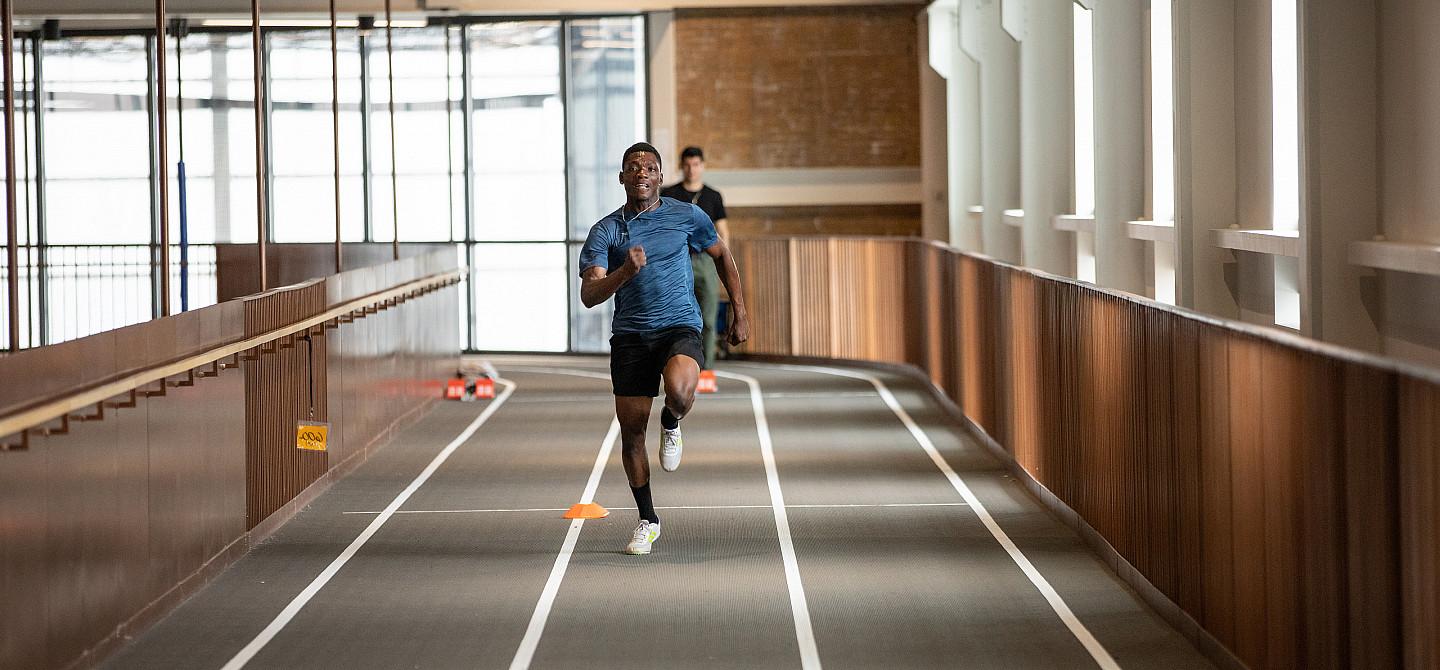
[691,253,719,369]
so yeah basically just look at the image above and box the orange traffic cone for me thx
[475,377,496,399]
[563,502,610,519]
[445,378,466,400]
[697,369,718,393]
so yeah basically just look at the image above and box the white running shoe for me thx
[625,520,661,555]
[661,427,683,472]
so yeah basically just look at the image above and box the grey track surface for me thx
[102,356,1214,670]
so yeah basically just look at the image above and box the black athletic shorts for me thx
[609,327,705,397]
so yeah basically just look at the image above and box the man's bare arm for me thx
[580,246,646,308]
[705,238,749,346]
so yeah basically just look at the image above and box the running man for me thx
[578,142,751,556]
[661,146,729,368]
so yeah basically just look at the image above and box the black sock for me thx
[631,483,659,524]
[660,407,680,430]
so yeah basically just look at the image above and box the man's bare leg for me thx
[658,355,700,472]
[617,395,661,554]
[662,354,700,422]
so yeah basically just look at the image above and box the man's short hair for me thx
[622,142,662,169]
[680,146,704,162]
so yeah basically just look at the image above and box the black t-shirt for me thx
[660,183,726,226]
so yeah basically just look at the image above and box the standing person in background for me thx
[661,147,729,368]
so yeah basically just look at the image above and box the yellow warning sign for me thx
[296,421,330,452]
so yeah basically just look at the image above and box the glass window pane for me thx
[44,36,152,245]
[269,29,366,243]
[162,33,258,244]
[369,26,462,243]
[568,242,612,352]
[469,22,565,242]
[471,243,567,351]
[566,17,646,243]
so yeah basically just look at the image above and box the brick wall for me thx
[674,6,922,171]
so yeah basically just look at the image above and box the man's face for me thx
[681,156,704,183]
[619,152,662,201]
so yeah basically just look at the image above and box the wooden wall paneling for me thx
[1006,271,1041,478]
[935,246,957,395]
[923,245,948,384]
[947,252,964,410]
[1143,305,1179,597]
[1259,343,1302,665]
[1226,334,1269,668]
[1125,300,1148,573]
[1296,355,1346,668]
[959,255,989,427]
[873,241,908,363]
[1080,294,1120,553]
[836,239,864,359]
[749,239,791,356]
[1342,365,1400,668]
[726,235,1440,669]
[1045,281,1078,510]
[902,242,928,372]
[1399,376,1440,668]
[1198,323,1236,647]
[790,238,832,357]
[988,265,1011,451]
[243,281,330,529]
[1170,315,1206,615]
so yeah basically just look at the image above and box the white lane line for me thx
[774,363,1121,670]
[714,370,823,670]
[501,365,612,381]
[340,502,970,515]
[219,378,519,670]
[508,417,620,670]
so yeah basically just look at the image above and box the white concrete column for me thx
[1019,0,1075,276]
[977,0,1021,263]
[1299,0,1380,349]
[1091,0,1147,293]
[920,7,951,243]
[1172,0,1239,317]
[951,1,983,252]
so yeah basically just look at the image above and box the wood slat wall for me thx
[0,251,460,670]
[242,281,331,529]
[734,236,1440,669]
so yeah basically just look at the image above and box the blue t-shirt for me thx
[578,197,720,335]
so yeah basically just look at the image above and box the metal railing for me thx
[0,243,219,350]
[0,264,460,450]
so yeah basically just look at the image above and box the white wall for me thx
[928,0,1440,372]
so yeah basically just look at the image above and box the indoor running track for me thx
[102,356,1214,670]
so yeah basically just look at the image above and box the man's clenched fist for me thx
[624,246,647,273]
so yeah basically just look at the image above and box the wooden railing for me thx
[735,236,1440,669]
[0,250,462,670]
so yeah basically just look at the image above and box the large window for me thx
[469,22,565,243]
[1272,0,1301,329]
[0,38,40,350]
[45,36,152,246]
[371,26,462,244]
[269,29,366,243]
[1,16,646,352]
[565,16,646,352]
[1072,1,1096,283]
[164,33,258,246]
[1149,0,1176,305]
